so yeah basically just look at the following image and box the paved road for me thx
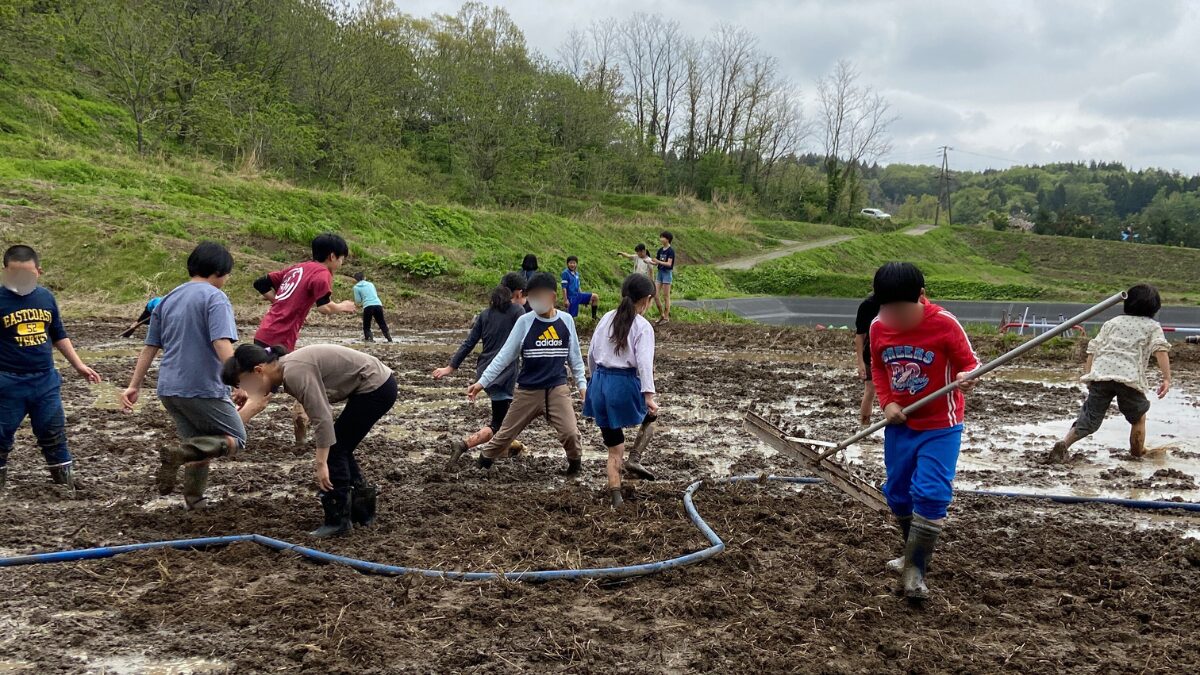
[715,235,855,270]
[678,296,1200,336]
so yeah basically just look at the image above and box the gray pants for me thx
[160,396,247,449]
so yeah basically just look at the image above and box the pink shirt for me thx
[587,310,656,393]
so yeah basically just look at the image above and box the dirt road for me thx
[715,235,855,270]
[1,319,1198,673]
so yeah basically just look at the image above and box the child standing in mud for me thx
[460,272,587,474]
[0,245,102,491]
[121,243,252,510]
[648,231,675,323]
[223,344,396,538]
[561,255,600,320]
[434,273,529,464]
[584,274,660,507]
[1048,284,1171,462]
[352,272,392,343]
[252,233,357,446]
[869,262,978,601]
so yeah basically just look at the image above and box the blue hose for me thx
[0,476,1195,579]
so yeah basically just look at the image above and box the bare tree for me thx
[817,59,896,217]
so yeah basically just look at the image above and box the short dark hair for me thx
[566,255,578,264]
[312,233,349,262]
[873,262,925,305]
[521,254,538,272]
[500,271,527,293]
[634,243,647,252]
[187,242,234,278]
[659,231,674,243]
[3,245,39,267]
[1124,283,1161,318]
[526,271,558,294]
[353,272,365,282]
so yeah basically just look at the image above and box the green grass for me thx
[724,226,1200,304]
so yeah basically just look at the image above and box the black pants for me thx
[362,305,391,340]
[328,374,398,488]
[489,398,511,433]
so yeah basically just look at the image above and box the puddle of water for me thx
[71,654,228,675]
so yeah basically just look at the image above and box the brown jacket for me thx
[280,345,393,448]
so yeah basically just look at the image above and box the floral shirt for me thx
[1083,315,1170,391]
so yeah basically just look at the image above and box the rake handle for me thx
[816,291,1127,463]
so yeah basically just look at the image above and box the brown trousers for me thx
[479,385,582,460]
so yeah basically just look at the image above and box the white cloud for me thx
[391,0,1200,173]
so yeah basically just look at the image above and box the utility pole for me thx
[934,145,952,226]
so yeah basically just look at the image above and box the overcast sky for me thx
[397,0,1200,174]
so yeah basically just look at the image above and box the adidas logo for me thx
[535,325,563,347]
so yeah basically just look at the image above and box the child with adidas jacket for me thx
[463,272,587,474]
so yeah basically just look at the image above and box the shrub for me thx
[386,251,449,278]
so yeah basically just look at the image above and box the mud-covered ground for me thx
[2,318,1199,673]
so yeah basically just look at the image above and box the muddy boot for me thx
[887,514,913,573]
[0,466,6,491]
[1048,441,1069,464]
[48,463,77,491]
[561,458,582,477]
[608,488,624,509]
[293,414,309,448]
[156,438,229,495]
[900,516,941,601]
[477,455,495,470]
[181,462,210,511]
[350,481,377,527]
[364,335,375,343]
[447,439,468,468]
[624,416,657,480]
[310,487,353,538]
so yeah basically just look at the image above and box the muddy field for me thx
[2,317,1199,673]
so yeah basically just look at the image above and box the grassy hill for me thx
[2,57,1198,318]
[726,226,1200,304]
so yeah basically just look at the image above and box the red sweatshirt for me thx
[869,300,979,430]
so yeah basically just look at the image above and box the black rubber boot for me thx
[900,516,942,601]
[48,463,76,490]
[181,462,210,511]
[477,455,495,470]
[0,466,6,490]
[310,488,353,538]
[887,514,913,573]
[350,481,377,527]
[608,488,623,508]
[561,458,582,476]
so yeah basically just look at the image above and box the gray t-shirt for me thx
[146,281,238,399]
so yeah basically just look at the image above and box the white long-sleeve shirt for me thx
[587,310,656,393]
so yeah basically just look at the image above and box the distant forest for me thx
[3,0,1199,247]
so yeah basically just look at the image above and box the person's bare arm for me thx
[120,345,160,409]
[53,338,101,383]
[316,299,357,315]
[853,334,866,379]
[1155,351,1171,398]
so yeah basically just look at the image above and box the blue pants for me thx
[0,369,70,469]
[882,423,962,520]
[567,292,594,317]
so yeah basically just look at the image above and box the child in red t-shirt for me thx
[869,262,978,601]
[250,233,356,444]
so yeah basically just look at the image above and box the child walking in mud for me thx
[223,343,396,537]
[1047,284,1171,462]
[121,243,252,510]
[252,233,357,446]
[584,274,660,507]
[434,273,529,464]
[870,262,978,601]
[459,272,587,474]
[0,245,102,491]
[352,272,392,343]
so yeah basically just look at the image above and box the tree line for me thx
[3,0,1198,248]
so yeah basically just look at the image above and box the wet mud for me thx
[1,319,1199,673]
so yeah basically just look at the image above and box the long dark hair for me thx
[521,254,538,272]
[221,343,288,387]
[610,273,656,355]
[489,285,513,312]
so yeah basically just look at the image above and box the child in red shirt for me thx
[869,262,978,601]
